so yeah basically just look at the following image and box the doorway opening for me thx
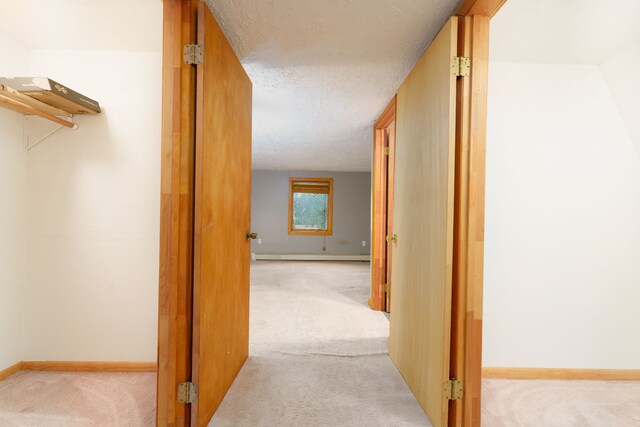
[370,97,396,313]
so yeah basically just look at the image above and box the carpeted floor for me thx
[210,261,432,426]
[0,371,155,426]
[2,261,638,426]
[211,261,640,426]
[483,378,640,427]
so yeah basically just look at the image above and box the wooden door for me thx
[388,17,458,427]
[191,2,252,426]
[384,122,396,312]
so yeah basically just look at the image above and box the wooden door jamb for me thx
[370,96,396,311]
[449,1,506,426]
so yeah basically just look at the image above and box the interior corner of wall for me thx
[597,61,640,162]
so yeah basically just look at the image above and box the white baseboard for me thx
[253,253,370,261]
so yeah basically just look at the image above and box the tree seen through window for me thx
[292,192,328,230]
[288,177,333,235]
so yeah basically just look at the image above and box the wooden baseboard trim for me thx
[20,361,157,373]
[483,367,640,381]
[0,361,22,381]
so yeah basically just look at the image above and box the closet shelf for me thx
[0,85,76,129]
[0,77,101,130]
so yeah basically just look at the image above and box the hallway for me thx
[210,261,432,426]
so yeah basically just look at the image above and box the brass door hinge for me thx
[384,146,390,156]
[444,379,463,400]
[386,234,397,244]
[383,282,389,293]
[183,44,203,65]
[178,381,198,404]
[451,56,470,77]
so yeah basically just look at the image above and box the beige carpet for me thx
[210,261,432,426]
[0,371,155,426]
[3,261,637,426]
[483,378,640,426]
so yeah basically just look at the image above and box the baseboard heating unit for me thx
[253,253,370,261]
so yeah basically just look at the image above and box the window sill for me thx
[288,229,333,236]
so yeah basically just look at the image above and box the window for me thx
[288,177,333,235]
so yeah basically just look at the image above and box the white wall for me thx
[484,62,640,369]
[600,41,640,159]
[23,50,162,361]
[251,170,371,255]
[0,34,29,370]
[0,34,27,370]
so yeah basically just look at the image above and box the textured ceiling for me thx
[206,0,460,171]
[490,0,640,64]
[0,0,460,172]
[9,0,638,171]
[0,0,162,52]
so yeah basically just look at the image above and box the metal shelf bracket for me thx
[23,114,78,151]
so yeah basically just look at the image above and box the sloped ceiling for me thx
[490,0,640,158]
[0,0,461,172]
[206,0,460,171]
[5,1,637,170]
[0,0,162,52]
[490,0,640,64]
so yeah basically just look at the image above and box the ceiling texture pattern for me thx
[3,1,638,172]
[207,0,460,171]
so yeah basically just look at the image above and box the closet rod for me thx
[0,92,77,129]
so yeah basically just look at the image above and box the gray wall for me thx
[251,170,371,255]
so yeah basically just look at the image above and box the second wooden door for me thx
[191,2,253,426]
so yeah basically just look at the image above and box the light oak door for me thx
[191,2,252,426]
[388,17,458,427]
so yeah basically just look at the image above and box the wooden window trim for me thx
[288,177,334,236]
